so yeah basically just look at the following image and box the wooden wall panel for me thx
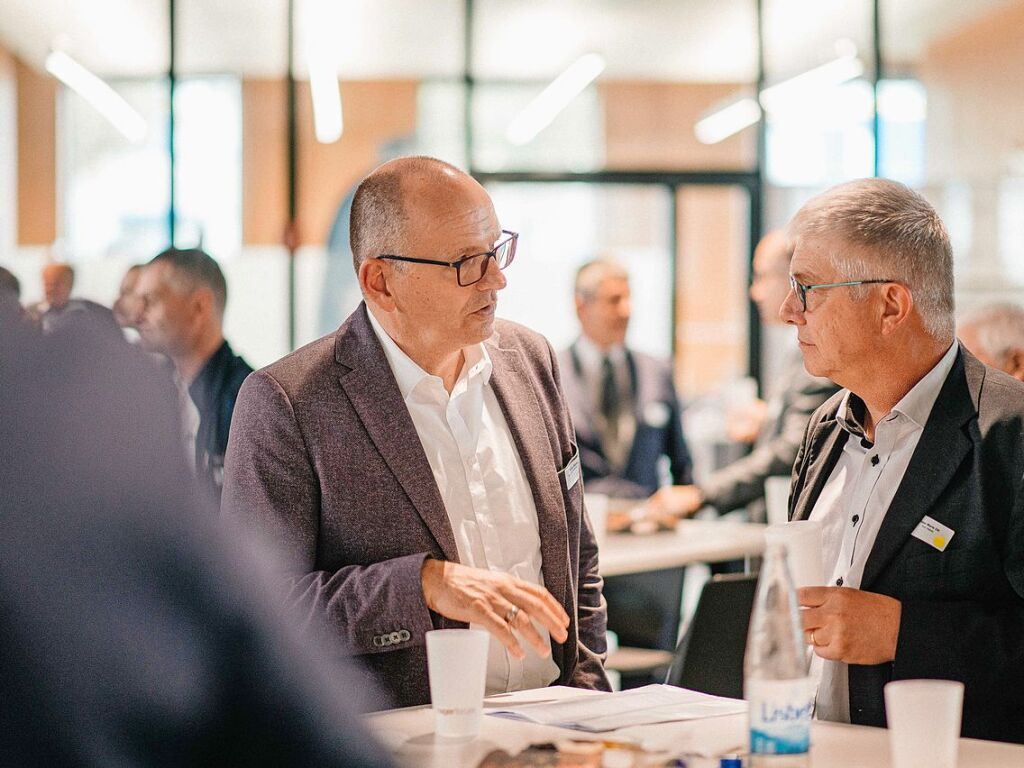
[15,58,56,245]
[600,81,755,171]
[242,79,417,246]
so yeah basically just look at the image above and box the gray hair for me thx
[790,178,954,341]
[349,155,468,273]
[959,303,1024,364]
[574,258,629,302]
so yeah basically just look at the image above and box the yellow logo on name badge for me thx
[933,535,946,549]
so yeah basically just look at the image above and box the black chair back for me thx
[664,573,758,699]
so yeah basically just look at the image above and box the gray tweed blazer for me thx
[223,303,610,707]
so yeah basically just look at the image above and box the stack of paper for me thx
[487,684,747,732]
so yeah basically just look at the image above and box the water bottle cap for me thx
[719,756,743,768]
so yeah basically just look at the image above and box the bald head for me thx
[959,303,1024,381]
[349,156,476,273]
[749,230,794,325]
[42,263,74,309]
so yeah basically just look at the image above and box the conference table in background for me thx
[369,686,1024,768]
[598,518,768,577]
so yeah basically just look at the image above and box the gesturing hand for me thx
[420,559,570,659]
[646,485,704,518]
[798,586,902,665]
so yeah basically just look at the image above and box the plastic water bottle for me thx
[744,542,813,767]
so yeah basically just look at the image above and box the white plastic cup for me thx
[426,629,489,740]
[763,476,791,526]
[764,520,824,588]
[885,679,964,768]
[584,493,609,546]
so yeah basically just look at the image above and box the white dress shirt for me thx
[368,310,559,694]
[574,335,636,471]
[809,341,958,721]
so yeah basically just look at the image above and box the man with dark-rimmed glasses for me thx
[224,156,610,708]
[783,177,1024,743]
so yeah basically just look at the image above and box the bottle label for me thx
[748,677,813,755]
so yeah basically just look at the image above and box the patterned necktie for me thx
[600,355,620,443]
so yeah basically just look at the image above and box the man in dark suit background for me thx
[223,156,608,707]
[559,258,692,499]
[648,231,838,522]
[558,259,692,656]
[0,308,392,766]
[134,247,253,502]
[783,178,1024,743]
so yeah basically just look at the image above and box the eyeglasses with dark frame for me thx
[789,275,896,313]
[376,230,518,287]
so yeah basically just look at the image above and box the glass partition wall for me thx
[8,0,1022,381]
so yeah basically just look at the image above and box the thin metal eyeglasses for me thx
[789,275,895,312]
[377,230,518,287]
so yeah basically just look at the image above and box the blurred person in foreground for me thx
[223,156,609,707]
[958,301,1024,382]
[647,231,838,522]
[559,258,693,500]
[0,313,393,766]
[134,247,253,502]
[783,178,1024,742]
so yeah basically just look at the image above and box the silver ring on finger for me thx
[505,605,520,624]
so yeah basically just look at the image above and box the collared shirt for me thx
[367,309,559,694]
[809,341,959,722]
[573,335,636,471]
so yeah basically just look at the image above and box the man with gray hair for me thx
[958,302,1024,382]
[559,258,692,500]
[784,178,1024,742]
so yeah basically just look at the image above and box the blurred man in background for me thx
[113,263,144,330]
[134,247,252,502]
[958,302,1024,381]
[559,258,692,499]
[559,258,693,658]
[648,231,838,521]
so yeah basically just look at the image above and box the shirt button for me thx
[871,455,880,466]
[836,577,844,586]
[852,514,860,526]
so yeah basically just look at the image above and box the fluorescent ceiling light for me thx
[695,98,760,145]
[304,0,343,144]
[695,52,865,145]
[45,50,146,144]
[506,53,605,146]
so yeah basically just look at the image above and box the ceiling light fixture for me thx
[695,51,865,145]
[45,50,147,144]
[506,53,606,146]
[304,0,343,144]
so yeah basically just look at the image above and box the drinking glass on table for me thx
[426,629,489,740]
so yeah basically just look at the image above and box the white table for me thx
[368,686,1024,767]
[599,519,767,577]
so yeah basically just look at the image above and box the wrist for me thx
[420,558,443,610]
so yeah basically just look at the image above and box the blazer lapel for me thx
[487,340,570,604]
[792,415,849,521]
[563,341,600,446]
[334,305,459,562]
[861,350,978,589]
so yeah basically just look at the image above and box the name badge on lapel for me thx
[560,448,581,492]
[911,515,955,552]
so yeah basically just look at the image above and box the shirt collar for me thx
[836,341,959,439]
[366,307,492,401]
[576,334,626,370]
